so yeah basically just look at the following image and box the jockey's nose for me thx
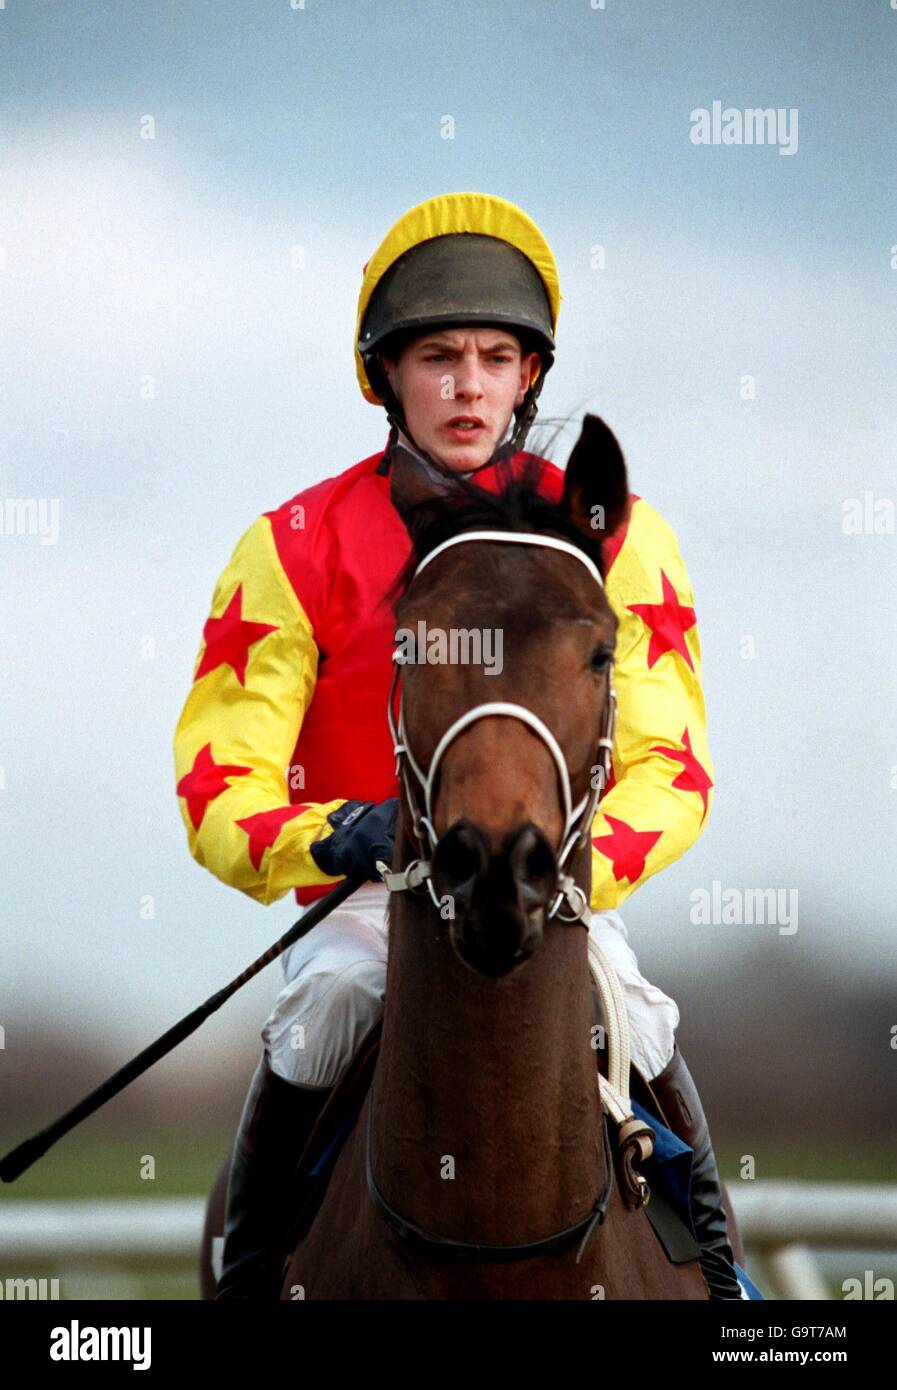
[430,818,559,977]
[451,345,486,400]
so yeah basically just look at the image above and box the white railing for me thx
[0,1197,203,1260]
[730,1182,897,1299]
[1,1184,895,1299]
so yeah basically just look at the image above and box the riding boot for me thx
[215,1051,333,1300]
[648,1043,745,1300]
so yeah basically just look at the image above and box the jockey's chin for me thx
[401,414,514,475]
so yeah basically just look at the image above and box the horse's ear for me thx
[561,414,630,545]
[389,440,459,539]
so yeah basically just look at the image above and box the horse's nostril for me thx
[433,820,558,924]
[432,820,489,892]
[507,824,558,906]
[527,837,555,883]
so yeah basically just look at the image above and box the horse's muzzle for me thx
[430,819,559,977]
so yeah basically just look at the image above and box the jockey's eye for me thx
[590,646,613,673]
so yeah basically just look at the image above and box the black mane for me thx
[386,453,607,612]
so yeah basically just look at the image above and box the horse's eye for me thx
[590,647,613,673]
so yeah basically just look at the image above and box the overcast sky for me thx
[1,0,894,1052]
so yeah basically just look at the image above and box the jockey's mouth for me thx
[443,415,487,440]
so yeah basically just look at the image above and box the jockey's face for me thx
[380,327,541,472]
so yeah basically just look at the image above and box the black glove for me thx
[309,798,398,883]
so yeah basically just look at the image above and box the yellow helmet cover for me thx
[355,192,562,404]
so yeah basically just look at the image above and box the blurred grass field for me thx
[1,1120,894,1300]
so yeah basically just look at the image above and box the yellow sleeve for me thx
[589,499,715,912]
[173,513,348,906]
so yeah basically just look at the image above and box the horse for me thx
[200,415,723,1299]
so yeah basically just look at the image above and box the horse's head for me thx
[387,415,629,978]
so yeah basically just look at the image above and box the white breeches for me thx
[261,881,680,1091]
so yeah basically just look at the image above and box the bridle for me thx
[378,529,617,927]
[368,528,622,1264]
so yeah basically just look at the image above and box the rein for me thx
[368,528,625,1264]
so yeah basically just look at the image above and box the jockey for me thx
[173,192,744,1300]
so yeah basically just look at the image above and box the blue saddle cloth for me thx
[630,1098,763,1299]
[306,1086,763,1299]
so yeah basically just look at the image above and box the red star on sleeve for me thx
[592,815,663,884]
[627,569,697,671]
[649,726,713,824]
[177,742,253,830]
[236,805,313,872]
[194,584,279,687]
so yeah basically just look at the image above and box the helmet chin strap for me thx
[381,370,546,480]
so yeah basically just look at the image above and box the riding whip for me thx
[0,874,362,1183]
